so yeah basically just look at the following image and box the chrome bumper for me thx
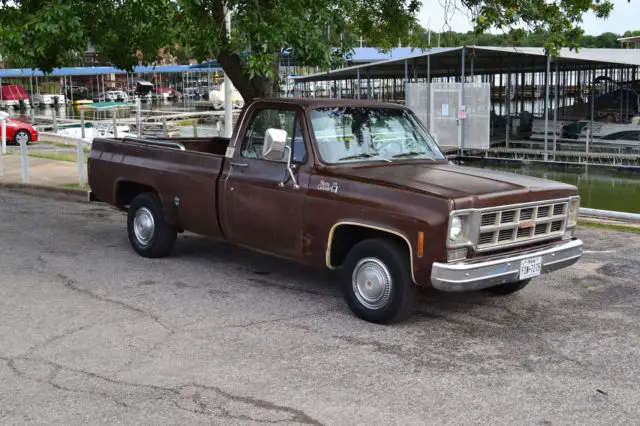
[430,239,584,292]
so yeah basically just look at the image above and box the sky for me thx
[418,0,640,35]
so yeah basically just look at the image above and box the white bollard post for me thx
[0,117,4,177]
[20,138,29,184]
[1,117,6,155]
[76,138,85,188]
[80,110,86,140]
[136,98,141,137]
[52,108,58,132]
[112,113,118,139]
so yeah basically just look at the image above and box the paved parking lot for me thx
[1,188,639,425]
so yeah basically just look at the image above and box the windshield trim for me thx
[307,105,446,166]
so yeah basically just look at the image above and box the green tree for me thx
[0,0,633,99]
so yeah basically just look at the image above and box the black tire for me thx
[14,130,30,145]
[342,238,416,324]
[485,279,531,295]
[127,192,177,258]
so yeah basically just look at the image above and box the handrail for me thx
[122,136,186,151]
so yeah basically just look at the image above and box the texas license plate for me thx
[519,257,542,280]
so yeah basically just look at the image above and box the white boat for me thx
[208,83,244,110]
[32,93,67,106]
[56,122,133,143]
[579,116,640,139]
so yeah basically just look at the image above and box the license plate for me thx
[519,257,542,280]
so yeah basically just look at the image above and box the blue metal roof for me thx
[188,47,435,69]
[0,64,192,78]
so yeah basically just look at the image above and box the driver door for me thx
[222,106,308,260]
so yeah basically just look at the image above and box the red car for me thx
[0,113,38,145]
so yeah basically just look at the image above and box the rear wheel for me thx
[14,130,30,145]
[342,238,415,324]
[127,193,177,258]
[485,279,531,295]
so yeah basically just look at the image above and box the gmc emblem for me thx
[519,220,536,229]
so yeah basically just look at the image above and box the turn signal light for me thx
[417,232,424,258]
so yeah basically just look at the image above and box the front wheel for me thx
[485,279,531,295]
[127,193,177,258]
[342,238,416,324]
[14,130,30,145]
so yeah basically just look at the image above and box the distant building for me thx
[618,36,640,49]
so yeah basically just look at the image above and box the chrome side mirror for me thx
[262,128,287,162]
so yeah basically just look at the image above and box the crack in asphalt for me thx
[0,355,323,425]
[56,273,174,332]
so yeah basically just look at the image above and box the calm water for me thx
[463,159,640,214]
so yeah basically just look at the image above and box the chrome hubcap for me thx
[133,207,155,246]
[16,132,28,145]
[352,258,393,310]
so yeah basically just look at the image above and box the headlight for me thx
[568,196,580,227]
[450,216,463,240]
[448,213,471,247]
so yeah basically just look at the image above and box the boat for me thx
[135,81,154,102]
[0,85,31,109]
[97,90,129,103]
[56,122,133,143]
[32,93,67,107]
[208,81,244,109]
[153,86,182,101]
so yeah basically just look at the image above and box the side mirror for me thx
[262,128,287,162]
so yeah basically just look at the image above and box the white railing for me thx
[0,125,89,188]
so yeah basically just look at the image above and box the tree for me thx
[0,0,632,100]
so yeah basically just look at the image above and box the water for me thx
[463,159,640,214]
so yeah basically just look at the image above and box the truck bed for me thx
[88,136,231,239]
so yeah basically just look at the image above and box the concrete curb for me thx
[0,182,89,202]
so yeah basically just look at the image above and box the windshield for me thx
[309,107,445,164]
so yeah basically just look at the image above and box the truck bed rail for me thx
[122,136,186,151]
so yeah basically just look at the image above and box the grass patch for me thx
[28,152,87,163]
[577,220,640,235]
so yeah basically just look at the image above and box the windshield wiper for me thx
[338,153,391,163]
[391,151,432,159]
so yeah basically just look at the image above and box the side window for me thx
[241,108,307,163]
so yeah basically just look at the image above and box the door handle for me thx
[230,162,248,168]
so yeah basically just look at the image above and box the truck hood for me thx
[329,162,577,209]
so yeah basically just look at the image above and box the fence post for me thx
[162,117,168,137]
[193,119,198,137]
[1,116,6,154]
[80,110,86,140]
[76,138,85,188]
[136,99,142,137]
[112,113,118,139]
[0,117,4,177]
[20,138,29,184]
[52,108,58,132]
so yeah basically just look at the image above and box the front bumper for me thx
[431,238,583,292]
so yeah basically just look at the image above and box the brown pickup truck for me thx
[88,98,584,324]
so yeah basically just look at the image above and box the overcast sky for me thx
[418,0,639,35]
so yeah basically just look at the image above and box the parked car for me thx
[0,112,38,145]
[88,98,583,324]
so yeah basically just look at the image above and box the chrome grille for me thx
[476,200,569,251]
[481,213,497,227]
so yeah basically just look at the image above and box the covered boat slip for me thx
[293,46,640,163]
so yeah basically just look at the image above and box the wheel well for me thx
[116,181,157,207]
[328,224,411,268]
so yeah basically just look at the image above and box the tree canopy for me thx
[0,0,633,99]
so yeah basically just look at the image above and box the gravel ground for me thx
[1,188,639,425]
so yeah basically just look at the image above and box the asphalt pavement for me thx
[1,188,639,425]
